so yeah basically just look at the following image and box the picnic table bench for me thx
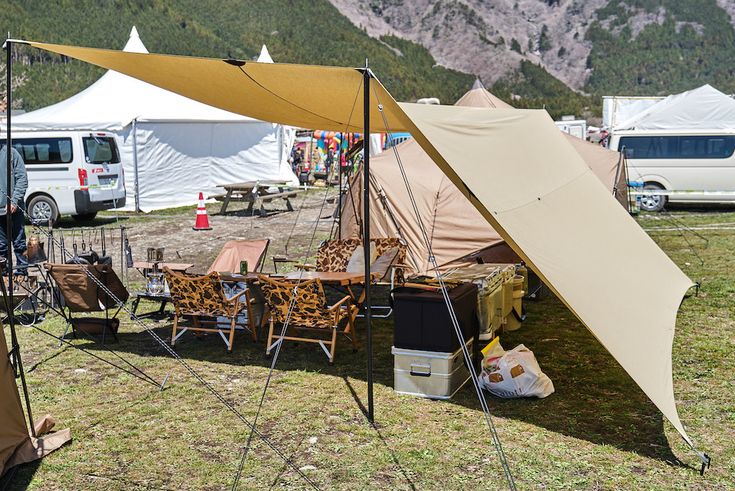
[213,180,302,216]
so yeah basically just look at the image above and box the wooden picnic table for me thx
[215,180,302,215]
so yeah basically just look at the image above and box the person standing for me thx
[324,148,334,181]
[0,143,29,276]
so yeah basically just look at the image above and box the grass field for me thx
[2,208,734,490]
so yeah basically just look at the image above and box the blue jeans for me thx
[0,210,28,274]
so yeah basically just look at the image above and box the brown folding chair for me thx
[164,268,256,352]
[45,263,130,343]
[258,275,357,364]
[207,239,270,274]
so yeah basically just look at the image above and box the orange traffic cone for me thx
[192,192,212,231]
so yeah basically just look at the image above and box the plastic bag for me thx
[479,340,554,399]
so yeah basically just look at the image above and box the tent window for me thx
[0,138,74,165]
[621,135,735,160]
[83,136,120,164]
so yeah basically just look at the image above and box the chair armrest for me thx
[227,289,251,312]
[294,263,316,271]
[329,295,352,324]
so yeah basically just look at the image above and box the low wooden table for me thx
[214,180,302,216]
[132,261,194,272]
[277,271,377,286]
[131,262,195,319]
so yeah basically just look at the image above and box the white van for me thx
[609,131,735,211]
[3,131,126,224]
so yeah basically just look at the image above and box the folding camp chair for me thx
[258,275,357,364]
[207,239,270,274]
[294,238,361,272]
[366,237,410,318]
[45,263,130,343]
[164,268,256,352]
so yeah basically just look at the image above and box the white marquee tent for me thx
[613,84,735,131]
[13,28,297,211]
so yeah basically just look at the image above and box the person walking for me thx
[0,143,29,276]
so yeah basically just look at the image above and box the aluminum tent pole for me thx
[4,37,35,437]
[132,118,141,212]
[362,61,374,423]
[338,132,343,240]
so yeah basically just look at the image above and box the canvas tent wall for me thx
[1,326,70,477]
[12,28,297,212]
[602,95,664,129]
[613,84,735,131]
[340,81,628,273]
[20,40,706,463]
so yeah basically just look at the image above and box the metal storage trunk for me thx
[392,282,478,353]
[392,340,473,400]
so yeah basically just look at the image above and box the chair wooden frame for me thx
[259,275,358,364]
[164,268,257,352]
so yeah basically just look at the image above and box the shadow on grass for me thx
[0,459,41,491]
[43,290,683,466]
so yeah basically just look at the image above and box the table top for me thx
[217,272,259,283]
[276,271,378,286]
[133,261,194,272]
[219,180,290,190]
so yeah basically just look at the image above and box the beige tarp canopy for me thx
[340,81,628,272]
[16,40,699,456]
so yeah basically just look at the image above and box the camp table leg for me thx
[220,188,234,214]
[245,190,257,215]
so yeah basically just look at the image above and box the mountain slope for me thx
[0,0,473,112]
[332,0,735,100]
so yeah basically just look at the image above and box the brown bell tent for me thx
[0,325,70,477]
[340,80,628,273]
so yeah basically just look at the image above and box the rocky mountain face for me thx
[329,0,735,96]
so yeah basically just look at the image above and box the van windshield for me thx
[83,136,120,164]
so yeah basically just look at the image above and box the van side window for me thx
[0,138,74,165]
[620,135,735,159]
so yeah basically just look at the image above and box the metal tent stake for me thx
[362,61,374,423]
[4,37,36,437]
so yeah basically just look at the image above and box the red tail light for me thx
[78,168,88,190]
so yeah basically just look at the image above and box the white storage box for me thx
[392,340,473,400]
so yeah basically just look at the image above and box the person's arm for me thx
[11,148,28,211]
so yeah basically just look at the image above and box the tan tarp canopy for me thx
[340,81,627,272]
[1,327,70,477]
[18,40,699,454]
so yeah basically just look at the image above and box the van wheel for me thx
[72,213,97,222]
[640,183,667,212]
[28,195,59,226]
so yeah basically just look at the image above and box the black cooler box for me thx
[391,283,479,352]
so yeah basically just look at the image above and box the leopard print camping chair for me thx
[258,275,357,364]
[164,267,256,352]
[371,237,409,284]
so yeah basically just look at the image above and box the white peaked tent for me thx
[13,28,297,211]
[614,84,735,131]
